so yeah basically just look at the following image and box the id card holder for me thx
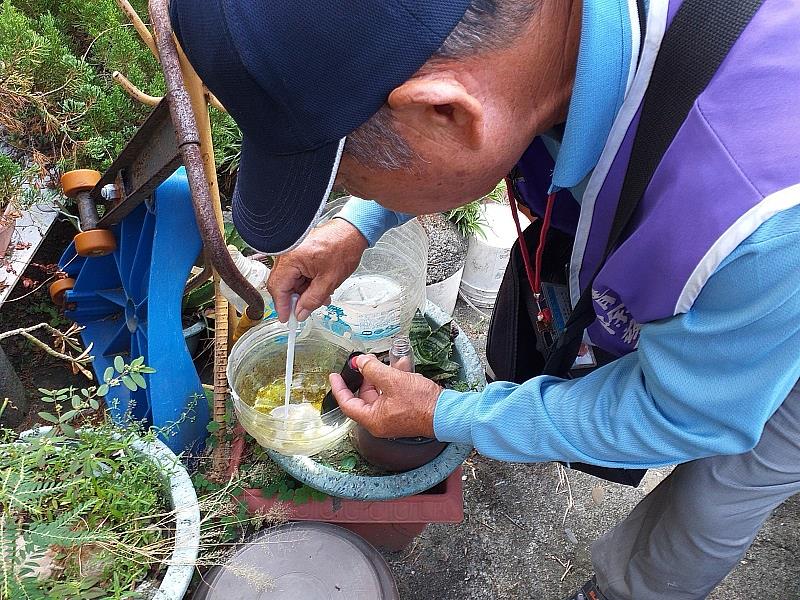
[539,282,597,371]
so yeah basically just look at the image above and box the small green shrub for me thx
[0,354,274,599]
[444,199,487,238]
[444,178,506,238]
[0,357,167,599]
[0,152,41,214]
[0,154,21,206]
[1,0,242,188]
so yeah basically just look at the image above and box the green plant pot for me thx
[18,428,200,598]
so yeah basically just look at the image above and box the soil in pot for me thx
[418,214,467,286]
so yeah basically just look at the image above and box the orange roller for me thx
[74,229,117,257]
[49,278,76,306]
[61,169,101,198]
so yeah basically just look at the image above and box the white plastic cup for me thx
[425,265,464,315]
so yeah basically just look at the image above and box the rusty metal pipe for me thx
[149,0,263,320]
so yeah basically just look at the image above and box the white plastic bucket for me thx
[459,279,500,309]
[425,265,464,316]
[460,203,529,308]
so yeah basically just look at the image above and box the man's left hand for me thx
[329,354,441,438]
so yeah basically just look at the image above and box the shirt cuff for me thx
[335,196,410,247]
[433,388,480,444]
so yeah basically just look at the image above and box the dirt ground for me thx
[383,301,800,600]
[0,218,86,429]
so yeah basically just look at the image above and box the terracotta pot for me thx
[0,204,17,257]
[350,426,448,472]
[228,434,464,552]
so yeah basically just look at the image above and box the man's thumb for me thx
[329,373,370,422]
[355,353,399,390]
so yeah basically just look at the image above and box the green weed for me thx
[444,178,506,238]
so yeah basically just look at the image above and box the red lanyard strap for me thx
[506,177,556,298]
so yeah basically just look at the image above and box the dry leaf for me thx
[591,485,606,506]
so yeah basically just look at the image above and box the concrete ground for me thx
[383,299,800,599]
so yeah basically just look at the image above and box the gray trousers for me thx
[592,381,800,600]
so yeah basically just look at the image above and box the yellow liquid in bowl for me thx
[253,372,328,414]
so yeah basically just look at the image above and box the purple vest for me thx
[514,0,800,356]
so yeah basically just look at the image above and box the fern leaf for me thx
[22,502,100,550]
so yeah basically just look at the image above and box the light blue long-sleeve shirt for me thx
[336,197,413,247]
[345,200,800,468]
[434,205,800,468]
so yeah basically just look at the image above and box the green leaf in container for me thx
[293,487,311,505]
[113,356,125,373]
[261,483,280,497]
[121,376,137,391]
[339,455,357,471]
[59,409,79,423]
[410,311,432,339]
[97,384,109,397]
[410,310,459,384]
[38,412,59,424]
[183,280,215,310]
[131,372,146,389]
[224,221,249,251]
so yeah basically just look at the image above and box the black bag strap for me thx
[543,0,765,377]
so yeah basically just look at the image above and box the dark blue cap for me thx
[170,0,470,253]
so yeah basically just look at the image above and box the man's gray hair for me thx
[344,0,540,170]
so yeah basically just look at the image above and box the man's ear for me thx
[387,76,485,151]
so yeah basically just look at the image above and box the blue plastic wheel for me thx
[58,168,209,453]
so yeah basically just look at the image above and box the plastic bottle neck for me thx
[228,245,249,274]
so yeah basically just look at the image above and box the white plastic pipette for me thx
[283,293,300,420]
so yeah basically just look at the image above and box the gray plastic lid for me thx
[192,522,398,600]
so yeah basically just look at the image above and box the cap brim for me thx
[232,135,345,254]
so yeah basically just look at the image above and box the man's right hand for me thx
[267,218,368,322]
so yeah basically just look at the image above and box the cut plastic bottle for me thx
[219,245,277,320]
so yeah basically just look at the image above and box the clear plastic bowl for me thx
[227,321,359,456]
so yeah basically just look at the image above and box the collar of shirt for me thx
[548,0,642,193]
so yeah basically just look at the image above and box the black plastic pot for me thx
[350,426,448,472]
